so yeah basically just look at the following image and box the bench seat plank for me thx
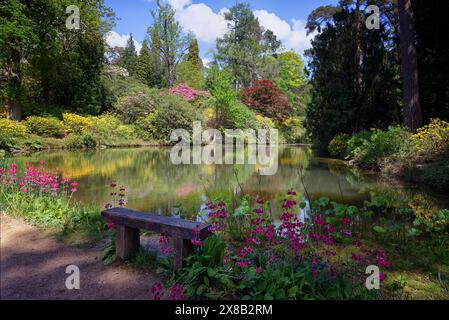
[102,207,210,240]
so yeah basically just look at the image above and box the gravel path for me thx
[0,214,162,300]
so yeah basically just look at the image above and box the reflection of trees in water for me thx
[16,146,446,217]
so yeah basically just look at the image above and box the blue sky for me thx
[104,0,337,61]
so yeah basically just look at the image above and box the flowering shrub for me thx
[0,161,103,234]
[62,113,94,134]
[328,133,350,158]
[113,93,157,124]
[169,83,205,101]
[0,161,78,197]
[174,192,391,300]
[411,118,449,159]
[24,116,67,138]
[150,282,186,300]
[0,118,27,138]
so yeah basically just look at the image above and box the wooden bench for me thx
[101,207,211,270]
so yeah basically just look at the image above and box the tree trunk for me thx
[6,100,22,121]
[398,0,422,131]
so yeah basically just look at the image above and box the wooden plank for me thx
[102,207,210,240]
[115,224,140,260]
[173,238,194,270]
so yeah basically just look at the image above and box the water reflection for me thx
[13,146,446,219]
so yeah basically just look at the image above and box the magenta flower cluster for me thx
[0,161,78,196]
[168,83,205,101]
[151,282,185,300]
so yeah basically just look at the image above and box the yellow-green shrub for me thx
[328,133,350,158]
[0,107,6,118]
[24,116,67,138]
[256,114,275,130]
[134,113,157,141]
[0,119,27,138]
[63,113,94,134]
[115,125,136,139]
[281,116,304,143]
[411,118,449,159]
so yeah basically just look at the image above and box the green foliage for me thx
[421,162,449,192]
[149,0,192,87]
[118,34,138,74]
[175,60,204,89]
[178,235,232,299]
[413,209,449,235]
[65,133,97,149]
[215,3,279,87]
[24,116,67,138]
[186,38,201,70]
[276,51,308,113]
[135,94,201,143]
[305,4,402,152]
[280,117,305,144]
[62,113,94,134]
[328,133,350,158]
[0,189,105,240]
[113,92,157,124]
[89,114,137,146]
[205,66,257,129]
[346,127,410,168]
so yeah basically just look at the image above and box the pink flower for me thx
[236,260,250,268]
[70,188,77,193]
[191,239,202,247]
[107,222,114,230]
[151,283,164,300]
[20,187,27,193]
[256,267,263,274]
[70,182,78,187]
[169,283,185,300]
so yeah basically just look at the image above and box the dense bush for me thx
[0,118,27,138]
[421,162,449,191]
[411,118,449,160]
[24,116,67,138]
[65,133,97,149]
[205,66,257,130]
[113,92,158,124]
[0,119,27,151]
[345,127,410,168]
[137,94,202,143]
[90,114,136,145]
[241,80,291,123]
[63,113,94,134]
[280,117,305,144]
[328,133,350,158]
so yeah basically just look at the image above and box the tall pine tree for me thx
[119,34,138,75]
[187,38,201,70]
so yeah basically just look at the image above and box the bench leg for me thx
[173,238,193,270]
[115,225,140,260]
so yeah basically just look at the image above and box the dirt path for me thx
[0,214,162,300]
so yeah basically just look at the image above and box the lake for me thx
[13,146,448,219]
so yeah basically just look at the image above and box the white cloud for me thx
[174,3,228,44]
[168,0,192,11]
[168,2,314,55]
[254,10,315,54]
[105,31,142,54]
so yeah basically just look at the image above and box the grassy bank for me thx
[0,161,106,244]
[327,119,449,192]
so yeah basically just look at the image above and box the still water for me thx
[14,146,447,218]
